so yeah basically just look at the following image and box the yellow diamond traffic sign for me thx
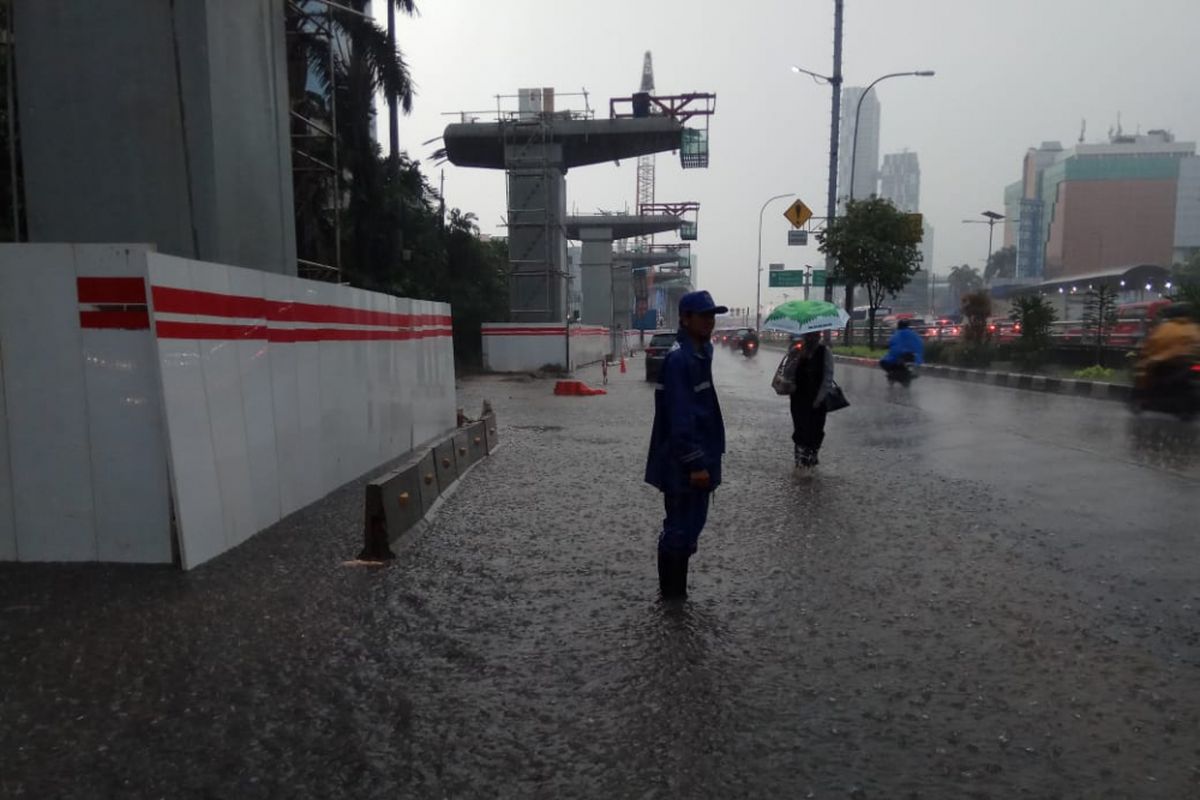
[784,199,813,229]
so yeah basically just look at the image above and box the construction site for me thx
[441,53,717,372]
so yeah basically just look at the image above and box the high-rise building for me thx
[880,151,920,212]
[879,151,932,313]
[838,87,880,207]
[1003,131,1200,282]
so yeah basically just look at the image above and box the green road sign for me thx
[769,270,807,288]
[811,269,826,287]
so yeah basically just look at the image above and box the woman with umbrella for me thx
[765,301,846,469]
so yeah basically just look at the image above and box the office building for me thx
[839,87,880,207]
[880,151,920,213]
[879,151,933,312]
[1003,130,1200,282]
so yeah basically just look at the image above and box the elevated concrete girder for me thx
[444,117,683,171]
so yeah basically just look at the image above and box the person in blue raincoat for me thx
[879,319,925,377]
[644,290,727,600]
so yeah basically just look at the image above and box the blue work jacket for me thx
[644,332,726,493]
[883,327,925,365]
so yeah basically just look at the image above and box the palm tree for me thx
[984,245,1017,283]
[285,0,418,279]
[948,264,984,303]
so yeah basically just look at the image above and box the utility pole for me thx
[823,0,845,318]
[386,0,399,159]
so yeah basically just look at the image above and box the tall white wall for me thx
[0,245,455,568]
[0,244,171,562]
[480,323,644,373]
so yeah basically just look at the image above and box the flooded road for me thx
[2,350,1198,798]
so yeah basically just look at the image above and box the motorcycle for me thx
[883,353,919,385]
[741,338,759,359]
[1130,357,1200,421]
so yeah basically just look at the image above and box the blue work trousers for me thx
[658,492,711,556]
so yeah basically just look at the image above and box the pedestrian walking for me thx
[790,331,834,469]
[644,290,727,600]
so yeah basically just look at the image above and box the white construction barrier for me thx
[481,323,609,373]
[0,244,455,568]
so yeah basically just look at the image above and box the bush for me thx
[923,340,949,364]
[925,340,993,368]
[1074,365,1116,381]
[834,345,887,359]
[1009,341,1049,372]
[949,342,995,368]
[961,291,993,345]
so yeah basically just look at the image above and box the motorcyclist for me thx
[740,327,760,355]
[1135,303,1200,391]
[879,319,925,378]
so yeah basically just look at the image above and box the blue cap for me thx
[679,290,728,316]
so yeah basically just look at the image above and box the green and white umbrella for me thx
[763,300,850,335]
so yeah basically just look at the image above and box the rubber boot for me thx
[657,550,672,597]
[658,551,688,600]
[675,554,691,598]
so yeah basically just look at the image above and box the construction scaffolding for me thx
[503,113,563,319]
[610,93,716,170]
[639,202,700,241]
[285,0,369,283]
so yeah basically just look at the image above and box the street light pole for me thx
[756,193,794,330]
[848,71,935,204]
[824,0,845,313]
[963,210,1005,281]
[844,70,934,343]
[790,0,844,338]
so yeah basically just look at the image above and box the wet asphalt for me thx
[2,347,1199,799]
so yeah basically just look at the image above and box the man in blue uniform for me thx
[644,290,727,600]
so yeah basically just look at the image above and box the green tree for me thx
[286,0,417,278]
[1082,285,1119,365]
[948,264,984,304]
[961,290,993,345]
[1172,251,1200,288]
[1009,295,1057,366]
[984,245,1017,283]
[441,210,510,366]
[818,197,923,348]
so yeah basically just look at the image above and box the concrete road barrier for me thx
[466,421,487,467]
[360,413,499,561]
[416,451,441,515]
[434,438,460,492]
[484,415,501,454]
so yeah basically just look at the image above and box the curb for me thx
[830,355,1133,403]
[359,412,500,561]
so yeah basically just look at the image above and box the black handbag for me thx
[824,381,850,412]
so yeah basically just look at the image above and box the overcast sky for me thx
[374,0,1200,313]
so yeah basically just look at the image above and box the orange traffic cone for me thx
[619,356,627,374]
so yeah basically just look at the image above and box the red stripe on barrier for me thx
[482,327,611,336]
[77,277,146,305]
[483,329,569,337]
[79,309,151,330]
[155,321,453,342]
[151,285,451,328]
[152,285,267,319]
[155,321,267,340]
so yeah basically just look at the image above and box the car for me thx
[727,327,754,349]
[987,317,1020,342]
[644,332,677,381]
